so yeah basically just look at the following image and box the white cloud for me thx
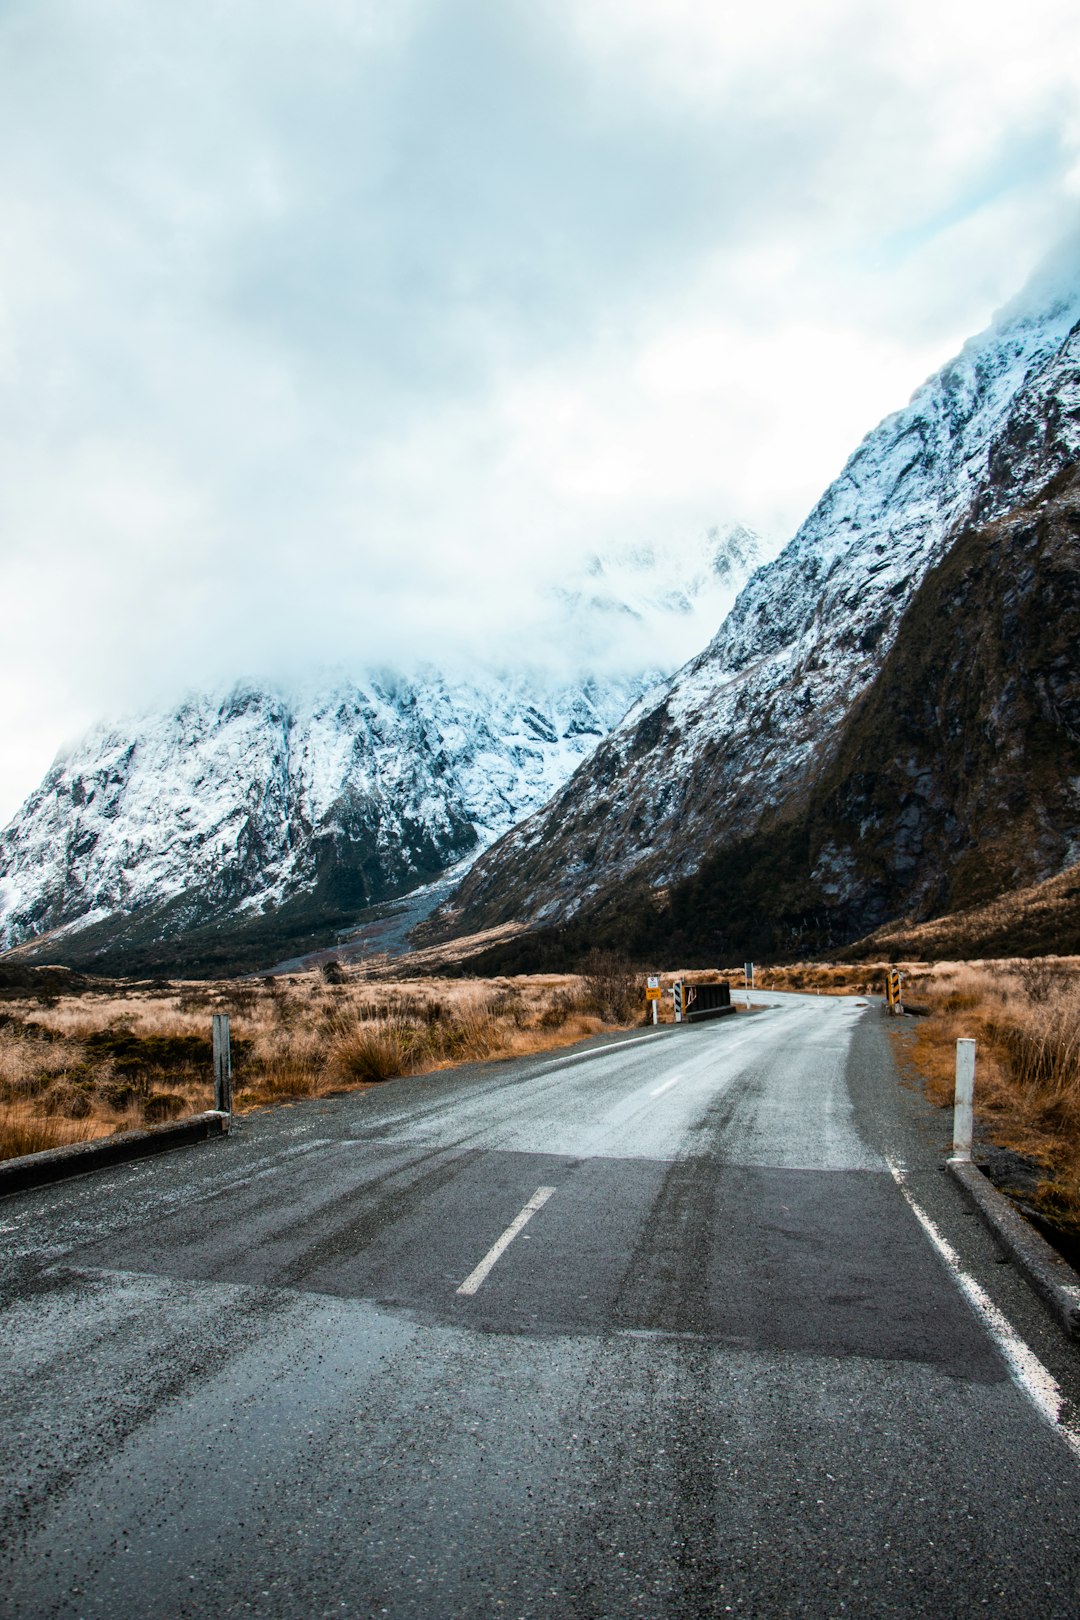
[1,0,1079,821]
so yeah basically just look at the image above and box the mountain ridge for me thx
[448,457,1080,972]
[434,259,1080,949]
[0,524,760,976]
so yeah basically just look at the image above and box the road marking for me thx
[887,1158,1080,1462]
[650,1074,684,1097]
[456,1186,556,1297]
[543,1031,669,1069]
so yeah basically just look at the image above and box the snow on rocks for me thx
[0,524,761,951]
[449,255,1080,928]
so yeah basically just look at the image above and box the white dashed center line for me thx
[650,1075,684,1098]
[456,1186,556,1297]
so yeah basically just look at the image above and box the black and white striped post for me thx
[212,1014,232,1118]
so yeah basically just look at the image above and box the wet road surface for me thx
[2,994,1079,1617]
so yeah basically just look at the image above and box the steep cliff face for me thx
[649,462,1080,960]
[441,263,1080,944]
[458,462,1080,970]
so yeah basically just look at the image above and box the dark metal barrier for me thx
[684,981,734,1023]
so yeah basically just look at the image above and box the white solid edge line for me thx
[886,1157,1080,1462]
[456,1186,556,1297]
[650,1075,683,1098]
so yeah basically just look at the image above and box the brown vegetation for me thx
[897,958,1080,1237]
[0,1102,100,1161]
[846,861,1080,963]
[0,964,651,1161]
[736,961,882,995]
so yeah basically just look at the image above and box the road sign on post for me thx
[212,1013,232,1118]
[673,981,684,1023]
[887,969,903,1015]
[645,975,661,1024]
[744,962,754,989]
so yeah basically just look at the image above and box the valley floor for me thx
[4,954,1079,1250]
[0,962,647,1160]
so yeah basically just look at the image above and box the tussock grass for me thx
[0,1102,104,1160]
[580,951,641,1023]
[898,958,1080,1236]
[329,1019,414,1084]
[0,962,643,1157]
[738,961,882,995]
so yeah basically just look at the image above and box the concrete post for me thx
[952,1038,976,1161]
[212,1014,232,1117]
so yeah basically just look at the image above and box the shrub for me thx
[539,990,580,1028]
[329,1020,415,1083]
[103,1081,145,1111]
[41,1082,93,1119]
[1017,961,1064,1003]
[580,951,640,1024]
[486,989,531,1029]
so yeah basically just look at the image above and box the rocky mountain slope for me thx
[642,461,1080,963]
[0,526,759,976]
[440,254,1080,958]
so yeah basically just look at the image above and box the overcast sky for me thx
[3,0,1080,824]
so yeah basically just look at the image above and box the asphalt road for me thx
[2,993,1079,1618]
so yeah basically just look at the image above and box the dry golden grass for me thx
[0,964,649,1158]
[733,961,883,996]
[0,1101,105,1160]
[898,958,1080,1235]
[849,860,1080,962]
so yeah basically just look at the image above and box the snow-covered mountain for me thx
[0,523,760,974]
[443,249,1080,944]
[0,670,642,950]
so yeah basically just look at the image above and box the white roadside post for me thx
[952,1038,976,1161]
[673,981,684,1024]
[212,1013,233,1121]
